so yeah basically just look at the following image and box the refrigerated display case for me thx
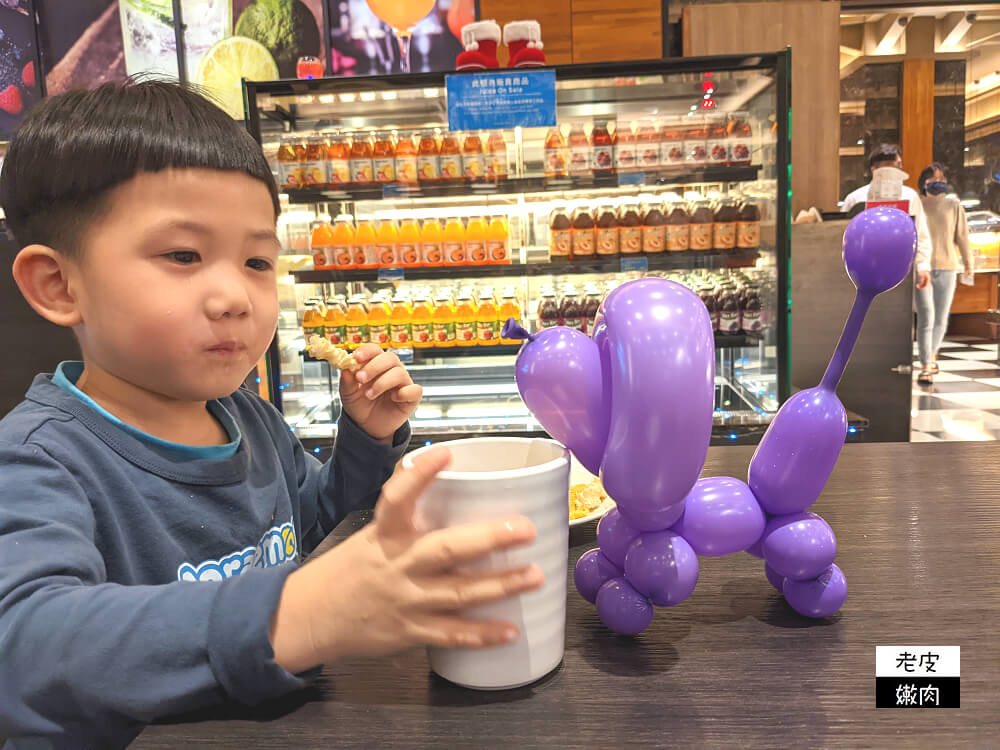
[244,52,791,446]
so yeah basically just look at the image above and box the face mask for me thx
[925,181,948,196]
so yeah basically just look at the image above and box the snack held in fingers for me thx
[307,335,359,371]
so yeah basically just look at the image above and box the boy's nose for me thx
[204,280,252,319]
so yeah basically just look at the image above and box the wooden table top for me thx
[136,442,1000,749]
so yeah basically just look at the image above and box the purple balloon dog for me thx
[503,207,917,633]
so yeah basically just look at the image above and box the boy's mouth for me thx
[205,341,247,356]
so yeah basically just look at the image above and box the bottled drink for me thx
[568,122,591,176]
[330,214,356,269]
[713,199,739,251]
[637,120,660,170]
[618,197,643,255]
[486,130,508,181]
[560,288,583,332]
[345,297,368,350]
[737,199,761,249]
[397,217,421,267]
[476,288,500,346]
[411,297,433,348]
[729,112,753,166]
[684,118,708,167]
[614,123,637,172]
[660,120,685,169]
[302,301,324,339]
[367,296,391,346]
[698,285,718,332]
[389,296,412,348]
[666,201,690,252]
[395,132,419,185]
[350,132,375,184]
[327,134,351,187]
[742,285,762,333]
[537,289,561,330]
[582,290,602,335]
[718,285,742,334]
[499,291,522,343]
[571,201,596,260]
[595,202,619,257]
[373,131,396,184]
[591,120,615,175]
[641,196,666,254]
[462,132,486,182]
[443,217,467,266]
[465,215,488,264]
[439,132,462,181]
[303,135,331,188]
[417,130,441,182]
[544,126,568,178]
[432,294,456,347]
[707,115,730,167]
[375,219,399,267]
[353,215,378,269]
[486,216,510,265]
[420,217,444,266]
[309,218,335,270]
[454,294,478,345]
[689,200,714,251]
[277,136,305,191]
[324,297,347,347]
[548,203,572,260]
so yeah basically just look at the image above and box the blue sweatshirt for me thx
[0,368,409,748]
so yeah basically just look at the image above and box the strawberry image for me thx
[21,60,32,88]
[0,84,22,114]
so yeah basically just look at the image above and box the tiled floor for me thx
[911,336,1000,442]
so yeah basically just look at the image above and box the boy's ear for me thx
[12,245,83,328]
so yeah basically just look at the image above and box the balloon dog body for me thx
[505,207,918,634]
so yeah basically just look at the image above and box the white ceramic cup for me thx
[402,437,570,690]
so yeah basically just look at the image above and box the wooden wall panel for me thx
[683,1,841,214]
[478,0,574,66]
[901,58,935,192]
[571,0,662,64]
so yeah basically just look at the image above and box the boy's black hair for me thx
[867,143,902,171]
[0,78,279,258]
[917,162,947,195]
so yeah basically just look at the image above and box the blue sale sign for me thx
[446,70,556,131]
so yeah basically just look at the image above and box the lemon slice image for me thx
[195,36,279,119]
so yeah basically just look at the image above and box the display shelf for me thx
[291,248,761,283]
[282,165,762,205]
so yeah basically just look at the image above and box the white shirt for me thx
[841,183,932,273]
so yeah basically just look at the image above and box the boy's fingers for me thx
[363,368,409,399]
[416,565,544,611]
[406,614,521,650]
[374,446,451,538]
[404,517,537,574]
[351,344,384,365]
[391,384,423,404]
[355,350,404,385]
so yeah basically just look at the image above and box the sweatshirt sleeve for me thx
[0,443,306,748]
[912,196,933,273]
[295,412,410,556]
[955,203,973,273]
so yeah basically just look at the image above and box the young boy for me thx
[0,81,543,749]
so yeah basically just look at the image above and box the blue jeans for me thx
[916,270,957,367]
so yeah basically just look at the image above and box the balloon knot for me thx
[502,318,533,341]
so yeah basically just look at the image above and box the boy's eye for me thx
[165,250,200,264]
[247,258,274,272]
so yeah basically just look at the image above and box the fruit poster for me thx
[0,0,42,140]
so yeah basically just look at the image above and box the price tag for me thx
[621,257,649,273]
[378,268,405,282]
[617,172,647,186]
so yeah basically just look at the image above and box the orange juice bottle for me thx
[443,217,467,266]
[303,135,331,188]
[439,132,462,181]
[373,131,396,184]
[462,132,485,183]
[417,130,440,182]
[331,214,356,269]
[411,296,433,348]
[344,296,368,350]
[420,217,443,266]
[327,133,351,187]
[310,218,334,269]
[486,216,510,265]
[454,293,478,346]
[324,297,347,347]
[544,127,568,178]
[486,130,507,181]
[350,131,375,185]
[395,132,418,185]
[389,295,412,348]
[499,290,523,344]
[397,217,421,267]
[366,295,391,347]
[375,219,399,268]
[277,135,305,190]
[465,215,488,265]
[432,293,456,347]
[353,215,378,269]
[476,288,500,346]
[302,301,324,339]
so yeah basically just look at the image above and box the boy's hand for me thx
[270,447,544,673]
[339,344,422,442]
